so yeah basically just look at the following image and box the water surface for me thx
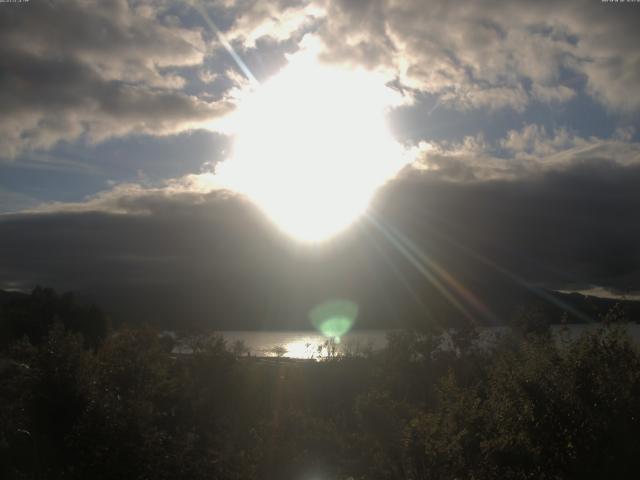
[172,324,640,359]
[219,330,388,359]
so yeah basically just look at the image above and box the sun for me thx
[215,48,410,242]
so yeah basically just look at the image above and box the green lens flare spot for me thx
[308,299,358,341]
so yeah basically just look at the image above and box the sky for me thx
[1,0,639,329]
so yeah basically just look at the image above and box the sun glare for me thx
[215,49,410,242]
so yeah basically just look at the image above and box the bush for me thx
[3,317,640,479]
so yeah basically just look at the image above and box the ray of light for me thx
[367,213,479,325]
[361,221,440,328]
[383,220,499,324]
[417,219,594,323]
[191,1,259,87]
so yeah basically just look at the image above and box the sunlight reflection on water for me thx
[219,330,388,359]
[174,324,640,359]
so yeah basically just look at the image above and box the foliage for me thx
[0,286,110,349]
[2,301,640,479]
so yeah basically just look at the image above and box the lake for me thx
[216,330,388,359]
[173,323,640,359]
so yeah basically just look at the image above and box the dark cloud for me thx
[382,160,640,293]
[0,0,229,157]
[1,160,638,330]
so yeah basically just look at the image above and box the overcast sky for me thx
[1,0,639,329]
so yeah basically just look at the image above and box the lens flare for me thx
[309,299,359,342]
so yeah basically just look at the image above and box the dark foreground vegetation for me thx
[2,288,640,479]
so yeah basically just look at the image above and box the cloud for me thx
[4,0,637,163]
[415,124,640,181]
[450,85,530,112]
[198,69,219,84]
[531,84,576,104]
[221,0,325,48]
[379,161,640,303]
[225,0,640,113]
[1,156,638,329]
[1,0,637,329]
[0,0,231,158]
[559,286,640,302]
[26,171,220,215]
[0,188,38,214]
